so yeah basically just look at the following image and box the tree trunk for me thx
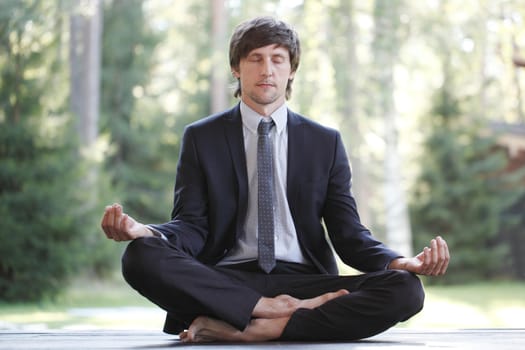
[69,0,103,214]
[70,0,103,147]
[329,0,373,227]
[373,0,412,256]
[210,0,228,114]
[512,37,525,122]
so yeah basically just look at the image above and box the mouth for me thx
[256,81,275,88]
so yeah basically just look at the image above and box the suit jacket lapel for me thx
[223,104,249,228]
[286,110,305,221]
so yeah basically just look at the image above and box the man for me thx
[101,16,449,342]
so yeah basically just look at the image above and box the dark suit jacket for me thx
[151,104,400,275]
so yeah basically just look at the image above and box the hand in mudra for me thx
[100,203,153,241]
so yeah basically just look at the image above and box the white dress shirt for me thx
[219,102,309,265]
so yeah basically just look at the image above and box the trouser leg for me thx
[121,237,261,333]
[278,269,425,341]
[122,237,424,340]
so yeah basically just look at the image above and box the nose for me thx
[261,58,273,77]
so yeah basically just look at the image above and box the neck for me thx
[241,98,285,117]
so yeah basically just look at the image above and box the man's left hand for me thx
[388,236,450,276]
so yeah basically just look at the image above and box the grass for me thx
[1,277,524,331]
[0,277,164,331]
[403,281,525,329]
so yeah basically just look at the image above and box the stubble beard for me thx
[247,89,281,107]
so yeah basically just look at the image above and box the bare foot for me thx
[298,289,349,310]
[180,316,241,342]
[180,290,349,343]
[253,289,349,318]
[180,316,289,343]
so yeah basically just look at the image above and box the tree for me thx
[407,0,525,283]
[0,0,89,300]
[100,0,171,226]
[371,0,413,256]
[410,57,524,284]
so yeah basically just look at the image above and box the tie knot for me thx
[257,120,274,136]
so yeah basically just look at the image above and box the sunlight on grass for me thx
[3,311,70,324]
[0,307,164,331]
[403,282,525,329]
[407,299,495,328]
[62,307,164,330]
[0,277,164,331]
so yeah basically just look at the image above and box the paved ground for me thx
[1,328,524,350]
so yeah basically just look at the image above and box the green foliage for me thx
[410,84,525,283]
[100,0,174,223]
[0,122,86,301]
[0,0,90,301]
[2,0,525,301]
[500,191,525,279]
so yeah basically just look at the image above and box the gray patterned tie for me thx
[257,119,275,273]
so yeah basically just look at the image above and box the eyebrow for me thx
[246,51,288,59]
[248,45,288,55]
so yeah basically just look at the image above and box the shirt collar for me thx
[240,101,287,135]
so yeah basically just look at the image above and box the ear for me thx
[289,70,296,81]
[232,68,240,79]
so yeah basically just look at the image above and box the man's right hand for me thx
[101,203,153,242]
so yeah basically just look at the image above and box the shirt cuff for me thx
[147,225,168,241]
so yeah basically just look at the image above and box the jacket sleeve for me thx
[149,126,208,257]
[323,132,402,272]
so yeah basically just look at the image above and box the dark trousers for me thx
[122,236,425,341]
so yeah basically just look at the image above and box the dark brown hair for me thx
[229,16,301,100]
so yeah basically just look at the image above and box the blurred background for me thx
[1,0,525,330]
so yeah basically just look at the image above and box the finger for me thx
[430,238,440,275]
[106,205,119,238]
[113,203,122,227]
[431,236,448,275]
[120,213,128,231]
[430,237,443,275]
[437,236,450,275]
[120,214,132,241]
[432,237,444,275]
[108,204,120,238]
[101,205,113,238]
[444,238,450,272]
[422,247,431,274]
[100,206,110,230]
[112,204,124,241]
